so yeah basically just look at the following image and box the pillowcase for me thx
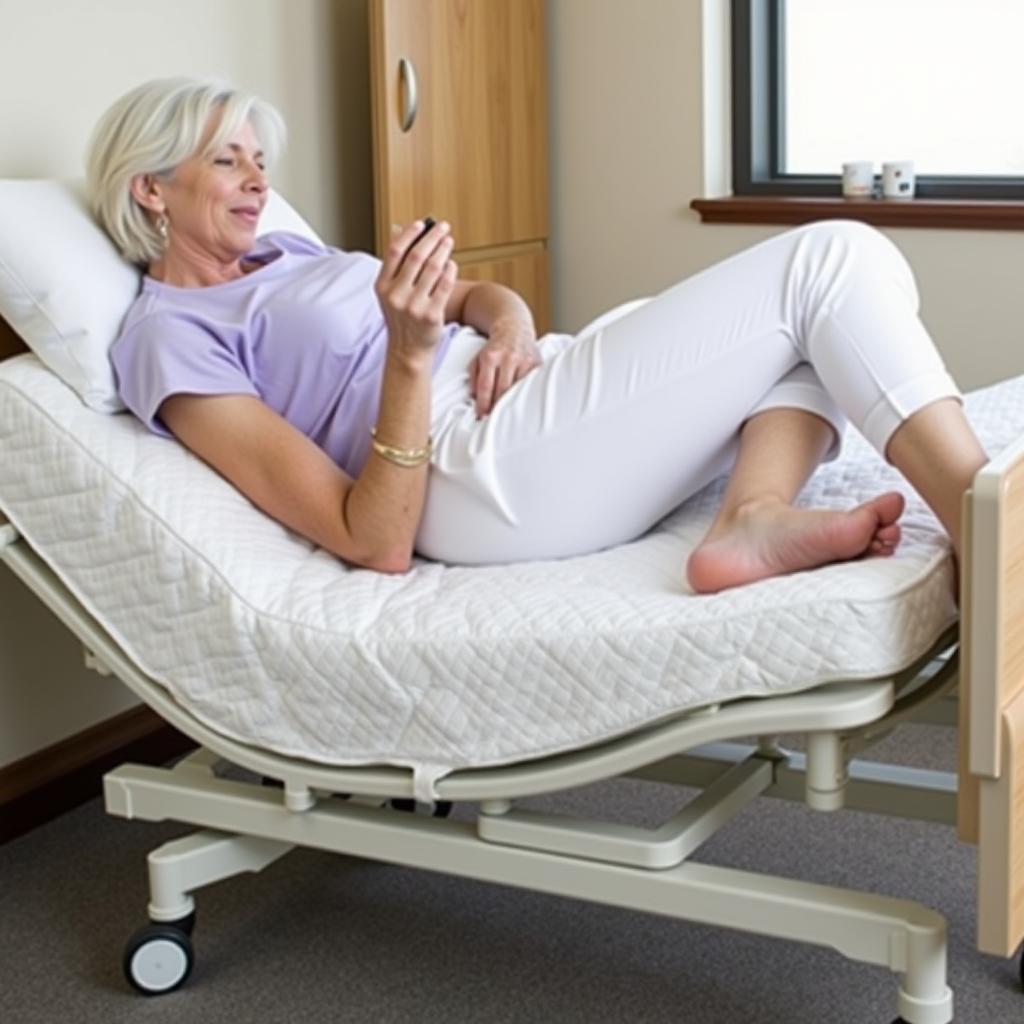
[0,179,323,413]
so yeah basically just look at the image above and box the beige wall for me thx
[546,0,1024,392]
[2,0,1023,767]
[0,0,373,247]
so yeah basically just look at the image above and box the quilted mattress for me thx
[2,354,1021,796]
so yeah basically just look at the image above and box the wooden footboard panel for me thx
[962,432,1024,956]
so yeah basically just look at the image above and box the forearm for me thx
[342,349,433,572]
[461,281,535,338]
[340,217,456,572]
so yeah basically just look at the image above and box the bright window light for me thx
[784,0,1024,177]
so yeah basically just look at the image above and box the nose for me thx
[243,159,267,193]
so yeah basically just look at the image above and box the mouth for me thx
[230,206,261,225]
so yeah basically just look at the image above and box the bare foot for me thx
[686,492,906,594]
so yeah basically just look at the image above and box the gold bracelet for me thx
[370,427,433,468]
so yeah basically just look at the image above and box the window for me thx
[732,0,1024,199]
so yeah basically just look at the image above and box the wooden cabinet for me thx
[369,0,551,332]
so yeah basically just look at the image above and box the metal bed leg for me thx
[896,917,952,1024]
[806,732,849,810]
[118,829,293,995]
[147,829,294,923]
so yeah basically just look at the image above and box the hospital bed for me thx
[1,182,1022,1024]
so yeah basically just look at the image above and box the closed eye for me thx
[214,157,266,172]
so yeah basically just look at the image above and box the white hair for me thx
[85,77,286,265]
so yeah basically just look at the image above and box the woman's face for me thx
[154,114,268,265]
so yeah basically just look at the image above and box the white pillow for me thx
[0,179,323,413]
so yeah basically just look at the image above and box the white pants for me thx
[417,221,961,564]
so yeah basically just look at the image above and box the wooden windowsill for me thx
[691,195,1024,231]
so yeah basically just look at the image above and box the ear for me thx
[129,173,165,215]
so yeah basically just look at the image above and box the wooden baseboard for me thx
[0,705,195,844]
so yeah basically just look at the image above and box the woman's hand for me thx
[470,317,542,417]
[375,220,457,362]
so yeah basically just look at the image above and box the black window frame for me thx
[732,0,1024,200]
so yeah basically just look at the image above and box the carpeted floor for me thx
[0,723,1020,1024]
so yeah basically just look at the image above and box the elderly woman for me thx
[87,77,988,590]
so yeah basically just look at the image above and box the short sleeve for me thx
[110,311,259,437]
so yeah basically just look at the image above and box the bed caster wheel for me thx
[163,909,196,936]
[123,922,194,995]
[389,797,453,818]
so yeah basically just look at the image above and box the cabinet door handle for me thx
[399,57,418,132]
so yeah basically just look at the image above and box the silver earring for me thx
[156,214,169,241]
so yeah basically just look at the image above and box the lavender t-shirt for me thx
[110,231,458,476]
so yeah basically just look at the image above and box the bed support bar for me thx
[103,754,954,1024]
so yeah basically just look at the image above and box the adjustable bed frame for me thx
[1,315,1022,1024]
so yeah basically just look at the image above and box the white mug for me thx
[842,161,874,197]
[882,161,915,199]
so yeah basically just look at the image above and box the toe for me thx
[858,491,905,527]
[872,491,906,525]
[875,523,901,544]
